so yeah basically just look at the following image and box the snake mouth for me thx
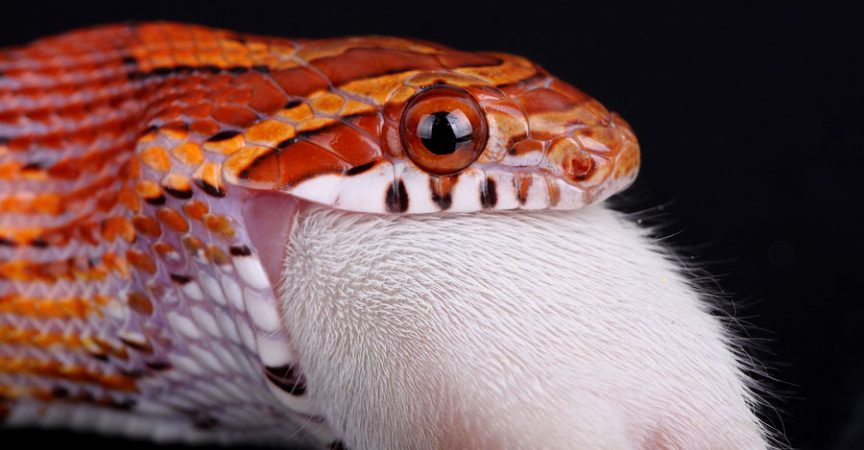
[241,191,302,290]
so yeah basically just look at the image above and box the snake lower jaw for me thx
[240,192,302,289]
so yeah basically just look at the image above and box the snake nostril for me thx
[565,152,595,182]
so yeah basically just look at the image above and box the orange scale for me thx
[159,122,190,141]
[203,214,236,239]
[46,161,82,182]
[0,162,20,180]
[170,142,205,167]
[181,235,205,252]
[152,242,179,260]
[225,55,253,68]
[297,117,337,133]
[136,126,159,143]
[127,292,153,316]
[155,208,190,233]
[346,113,383,140]
[203,134,245,154]
[176,88,207,104]
[235,72,289,115]
[254,140,351,186]
[278,103,315,122]
[131,216,161,238]
[205,245,231,265]
[161,173,193,197]
[118,186,141,212]
[126,250,157,274]
[190,120,221,136]
[101,216,136,243]
[233,147,280,185]
[519,87,585,115]
[193,161,225,195]
[303,122,381,166]
[134,180,163,201]
[171,49,200,68]
[152,104,183,122]
[203,73,233,90]
[212,87,252,104]
[212,105,259,127]
[310,92,345,115]
[244,120,295,147]
[182,201,209,221]
[220,38,248,53]
[103,252,131,279]
[76,223,101,247]
[139,146,171,172]
[96,190,121,212]
[271,66,330,98]
[182,103,212,119]
[25,109,52,123]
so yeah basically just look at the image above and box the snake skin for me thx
[0,22,640,448]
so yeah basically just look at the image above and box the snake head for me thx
[221,37,640,213]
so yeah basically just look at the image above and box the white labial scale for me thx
[243,286,282,332]
[334,162,393,213]
[520,173,551,210]
[255,333,294,367]
[448,168,485,212]
[550,179,588,210]
[485,171,520,210]
[289,173,341,206]
[234,255,270,290]
[394,163,439,213]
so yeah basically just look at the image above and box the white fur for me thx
[278,204,768,449]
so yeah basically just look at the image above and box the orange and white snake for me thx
[0,22,639,447]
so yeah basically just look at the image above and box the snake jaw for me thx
[0,23,654,448]
[239,191,301,288]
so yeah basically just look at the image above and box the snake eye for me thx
[400,86,488,175]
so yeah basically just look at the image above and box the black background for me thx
[1,2,861,449]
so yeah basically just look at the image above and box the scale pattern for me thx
[0,22,640,447]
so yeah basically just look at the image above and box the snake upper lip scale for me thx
[0,22,767,449]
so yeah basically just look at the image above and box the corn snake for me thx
[0,22,639,447]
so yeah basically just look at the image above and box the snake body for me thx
[0,23,639,447]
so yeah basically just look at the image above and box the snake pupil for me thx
[418,111,473,155]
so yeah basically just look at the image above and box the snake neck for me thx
[0,25,335,445]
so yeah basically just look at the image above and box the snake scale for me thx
[0,22,639,448]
